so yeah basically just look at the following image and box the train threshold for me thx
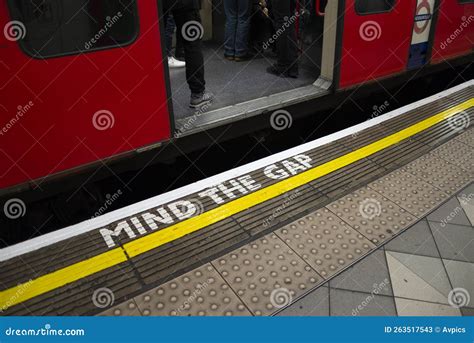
[1,80,473,316]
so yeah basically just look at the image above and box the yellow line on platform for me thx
[1,99,473,309]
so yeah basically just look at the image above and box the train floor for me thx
[169,42,320,121]
[0,80,473,316]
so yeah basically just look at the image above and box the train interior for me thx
[169,0,335,133]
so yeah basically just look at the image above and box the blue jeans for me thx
[224,0,251,57]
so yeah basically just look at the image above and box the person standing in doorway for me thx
[267,0,299,78]
[224,0,252,61]
[163,0,214,108]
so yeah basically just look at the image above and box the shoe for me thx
[266,65,299,78]
[168,56,186,68]
[190,91,214,108]
[224,54,234,61]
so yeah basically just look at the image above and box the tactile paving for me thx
[368,169,449,218]
[454,127,474,147]
[431,139,474,174]
[275,208,375,279]
[212,234,322,316]
[100,299,142,316]
[132,263,251,316]
[327,187,415,245]
[403,152,472,195]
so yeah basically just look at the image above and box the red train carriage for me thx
[0,0,473,195]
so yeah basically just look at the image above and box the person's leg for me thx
[164,14,174,57]
[235,0,251,57]
[175,24,185,60]
[224,0,238,58]
[173,9,213,107]
[269,0,298,74]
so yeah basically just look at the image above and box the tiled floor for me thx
[280,183,474,316]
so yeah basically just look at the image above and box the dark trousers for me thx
[164,15,185,58]
[224,0,252,57]
[164,10,206,94]
[271,0,298,69]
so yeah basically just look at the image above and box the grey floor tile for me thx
[329,288,396,316]
[329,249,392,296]
[427,197,471,226]
[386,251,451,304]
[277,285,329,316]
[459,183,474,196]
[457,190,474,226]
[395,298,461,316]
[443,259,474,308]
[385,220,440,258]
[430,222,474,263]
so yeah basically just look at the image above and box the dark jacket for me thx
[163,0,200,12]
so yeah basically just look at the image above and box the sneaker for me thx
[168,56,186,68]
[224,54,234,61]
[266,64,298,78]
[190,91,214,108]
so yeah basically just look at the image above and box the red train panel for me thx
[339,0,416,88]
[431,0,474,63]
[0,1,171,190]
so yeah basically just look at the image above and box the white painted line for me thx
[1,80,472,261]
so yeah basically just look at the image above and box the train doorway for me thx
[167,0,338,135]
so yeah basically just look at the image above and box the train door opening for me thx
[167,0,337,133]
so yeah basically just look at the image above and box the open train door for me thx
[337,0,417,88]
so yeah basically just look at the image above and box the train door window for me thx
[355,0,396,14]
[6,0,139,58]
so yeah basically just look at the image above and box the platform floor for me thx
[169,43,319,120]
[0,81,473,316]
